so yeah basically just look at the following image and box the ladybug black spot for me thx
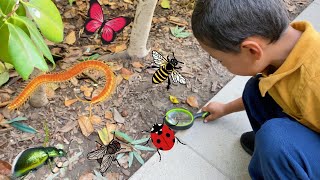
[166,133,170,137]
[157,139,161,144]
[159,147,163,150]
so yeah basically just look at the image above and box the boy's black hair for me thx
[192,0,290,53]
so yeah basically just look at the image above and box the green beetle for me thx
[12,147,66,178]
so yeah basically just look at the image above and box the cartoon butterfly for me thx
[84,0,132,44]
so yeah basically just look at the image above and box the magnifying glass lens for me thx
[166,111,193,125]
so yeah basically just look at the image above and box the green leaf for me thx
[83,53,101,61]
[16,3,26,16]
[0,71,9,86]
[23,0,63,42]
[134,145,156,151]
[131,137,150,145]
[0,23,11,63]
[13,16,55,65]
[68,0,75,6]
[128,151,134,168]
[7,23,49,79]
[10,121,37,134]
[160,0,170,9]
[98,127,109,145]
[113,130,133,143]
[170,26,191,38]
[0,0,16,14]
[133,151,144,165]
[116,153,125,160]
[5,116,28,123]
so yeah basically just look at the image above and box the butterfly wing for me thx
[100,17,132,44]
[171,70,186,84]
[100,154,115,172]
[152,50,168,67]
[84,0,104,34]
[87,147,108,160]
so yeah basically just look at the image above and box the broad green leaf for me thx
[7,23,49,79]
[23,0,63,42]
[0,23,11,63]
[131,138,150,145]
[0,71,9,86]
[0,0,16,14]
[13,16,54,65]
[133,151,144,165]
[98,127,109,145]
[116,153,125,160]
[83,53,101,61]
[16,3,26,16]
[113,130,133,143]
[5,116,28,123]
[134,145,156,151]
[10,121,37,134]
[128,151,134,167]
[8,16,29,35]
[170,26,191,38]
[160,0,170,9]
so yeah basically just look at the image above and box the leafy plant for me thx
[170,26,192,38]
[0,0,64,81]
[112,130,155,167]
[1,116,37,133]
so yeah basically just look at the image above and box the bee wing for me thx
[87,147,108,160]
[152,50,168,66]
[100,154,115,173]
[171,70,186,84]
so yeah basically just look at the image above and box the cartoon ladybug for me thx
[144,123,185,161]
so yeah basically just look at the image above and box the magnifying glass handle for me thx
[194,111,210,119]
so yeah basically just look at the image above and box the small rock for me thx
[121,109,128,117]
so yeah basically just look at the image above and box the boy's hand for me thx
[201,102,227,123]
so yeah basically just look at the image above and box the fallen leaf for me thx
[98,127,109,145]
[80,85,93,97]
[168,16,188,26]
[113,108,125,123]
[132,61,144,68]
[124,0,133,4]
[160,0,170,9]
[121,68,133,80]
[64,98,78,107]
[79,172,95,180]
[45,83,59,98]
[186,96,199,108]
[90,115,102,125]
[0,160,11,176]
[106,122,117,142]
[58,120,78,133]
[106,172,120,180]
[78,116,94,137]
[65,31,76,45]
[115,74,124,86]
[105,111,113,120]
[108,63,123,71]
[0,174,10,180]
[169,95,179,104]
[107,44,127,53]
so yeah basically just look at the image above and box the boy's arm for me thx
[202,97,244,122]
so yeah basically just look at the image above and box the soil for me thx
[0,0,314,179]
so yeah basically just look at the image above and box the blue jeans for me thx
[242,75,320,180]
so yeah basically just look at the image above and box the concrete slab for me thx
[130,144,228,180]
[294,0,320,31]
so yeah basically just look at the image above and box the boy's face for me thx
[198,41,269,76]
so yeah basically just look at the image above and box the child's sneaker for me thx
[240,131,255,156]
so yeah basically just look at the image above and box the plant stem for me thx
[2,0,20,21]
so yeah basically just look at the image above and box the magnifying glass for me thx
[164,108,210,130]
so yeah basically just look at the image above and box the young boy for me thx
[192,0,320,179]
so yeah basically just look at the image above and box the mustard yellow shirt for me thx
[259,21,320,133]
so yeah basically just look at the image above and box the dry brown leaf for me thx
[90,115,102,125]
[113,108,125,123]
[108,63,123,71]
[64,98,78,107]
[65,31,76,45]
[58,120,78,133]
[106,122,117,143]
[168,16,188,26]
[80,85,93,97]
[186,96,199,108]
[79,172,95,180]
[105,111,113,120]
[120,68,133,80]
[132,61,144,68]
[115,74,124,86]
[78,116,94,137]
[45,83,59,99]
[0,160,11,176]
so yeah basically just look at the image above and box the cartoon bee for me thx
[148,50,186,90]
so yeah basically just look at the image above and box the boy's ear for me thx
[240,40,263,60]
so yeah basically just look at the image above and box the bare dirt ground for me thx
[0,0,313,179]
